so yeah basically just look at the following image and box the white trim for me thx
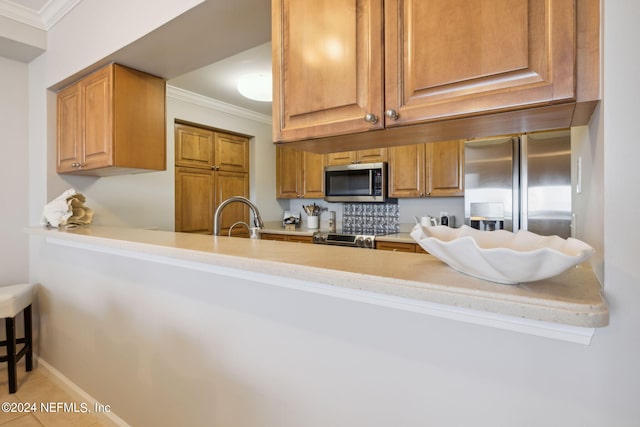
[0,0,81,30]
[40,0,82,30]
[167,84,272,125]
[37,357,131,427]
[45,236,597,345]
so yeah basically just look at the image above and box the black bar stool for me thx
[0,284,35,393]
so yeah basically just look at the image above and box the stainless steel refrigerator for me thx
[464,130,572,238]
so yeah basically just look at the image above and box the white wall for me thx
[22,0,640,426]
[572,120,604,280]
[0,56,29,283]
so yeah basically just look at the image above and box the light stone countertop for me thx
[260,221,416,243]
[27,225,609,334]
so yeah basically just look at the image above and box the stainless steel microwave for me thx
[324,162,387,202]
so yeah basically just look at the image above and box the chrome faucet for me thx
[213,196,264,237]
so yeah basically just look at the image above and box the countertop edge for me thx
[26,226,608,344]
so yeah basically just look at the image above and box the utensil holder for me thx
[307,216,319,229]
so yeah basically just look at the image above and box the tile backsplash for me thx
[342,203,399,235]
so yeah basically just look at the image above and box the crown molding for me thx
[167,85,272,126]
[0,0,82,30]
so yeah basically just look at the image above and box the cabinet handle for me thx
[385,109,399,120]
[71,162,83,168]
[364,113,378,124]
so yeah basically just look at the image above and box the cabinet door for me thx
[375,241,419,253]
[384,0,576,127]
[175,124,214,169]
[57,83,83,173]
[326,151,357,166]
[82,66,113,169]
[302,151,326,198]
[427,140,464,197]
[215,133,249,173]
[175,167,215,234]
[216,171,250,236]
[276,146,301,198]
[273,0,384,142]
[327,148,386,166]
[357,147,387,163]
[388,144,426,197]
[287,235,314,244]
[261,233,287,241]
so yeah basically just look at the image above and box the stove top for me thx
[312,231,381,249]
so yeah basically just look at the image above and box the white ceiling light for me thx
[237,73,272,102]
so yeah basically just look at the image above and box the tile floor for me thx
[0,361,105,426]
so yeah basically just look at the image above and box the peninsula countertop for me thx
[26,225,609,339]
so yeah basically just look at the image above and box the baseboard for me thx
[36,356,130,427]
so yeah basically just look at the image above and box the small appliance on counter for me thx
[282,211,300,230]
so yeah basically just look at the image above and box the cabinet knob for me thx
[385,109,399,120]
[363,113,378,124]
[71,162,82,168]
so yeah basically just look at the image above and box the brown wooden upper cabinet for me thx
[57,63,166,175]
[388,140,464,198]
[276,146,325,198]
[272,0,599,145]
[326,148,387,166]
[175,124,249,173]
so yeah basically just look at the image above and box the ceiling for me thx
[2,0,273,116]
[168,42,272,116]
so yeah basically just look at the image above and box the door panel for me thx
[388,144,425,197]
[83,66,112,169]
[427,140,464,196]
[175,124,214,169]
[56,83,82,172]
[302,151,326,198]
[216,171,250,236]
[215,133,249,173]
[273,0,384,142]
[385,0,576,126]
[175,167,215,234]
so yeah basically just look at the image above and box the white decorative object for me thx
[410,224,595,284]
[41,189,93,229]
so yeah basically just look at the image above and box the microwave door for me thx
[369,169,373,196]
[324,162,387,202]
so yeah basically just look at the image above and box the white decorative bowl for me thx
[410,224,595,284]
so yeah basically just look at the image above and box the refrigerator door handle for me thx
[513,134,529,232]
[520,135,528,231]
